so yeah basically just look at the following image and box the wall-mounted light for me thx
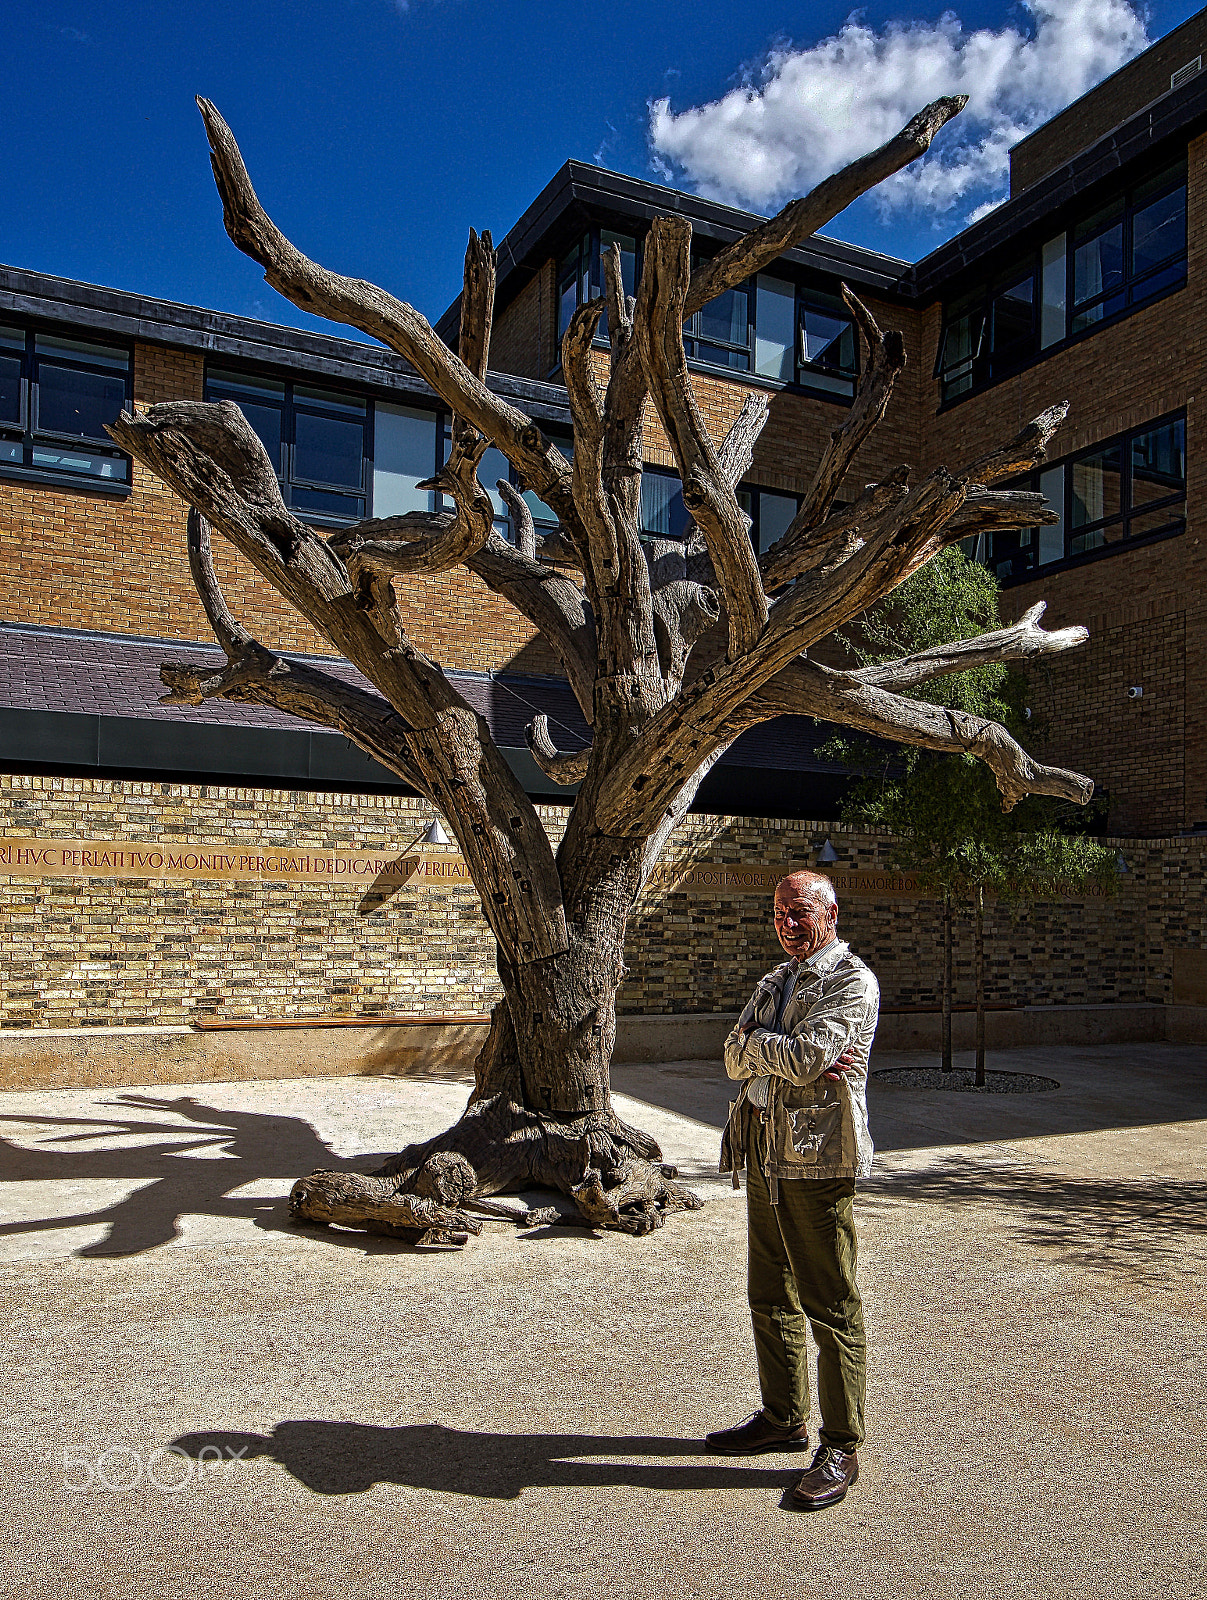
[818,838,839,864]
[1127,686,1144,700]
[422,817,451,846]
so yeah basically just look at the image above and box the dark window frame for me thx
[553,232,861,405]
[683,252,755,374]
[1069,160,1188,333]
[0,323,133,494]
[968,409,1186,585]
[556,227,641,359]
[935,153,1188,407]
[640,463,800,553]
[204,364,372,527]
[796,290,860,400]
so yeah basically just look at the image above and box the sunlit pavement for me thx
[2,1043,1204,1600]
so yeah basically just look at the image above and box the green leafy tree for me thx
[825,549,1116,1083]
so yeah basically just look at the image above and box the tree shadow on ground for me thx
[0,1095,396,1258]
[862,1156,1207,1282]
[170,1421,795,1499]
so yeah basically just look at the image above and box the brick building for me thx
[1,18,1206,1046]
[4,18,1207,834]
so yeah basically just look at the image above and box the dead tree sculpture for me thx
[107,95,1095,1244]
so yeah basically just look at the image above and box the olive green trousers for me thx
[745,1121,866,1451]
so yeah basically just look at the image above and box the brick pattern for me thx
[490,260,557,379]
[2,778,1200,1032]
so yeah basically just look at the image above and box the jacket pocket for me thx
[770,1096,843,1169]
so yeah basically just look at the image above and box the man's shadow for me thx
[0,1094,396,1258]
[171,1421,797,1499]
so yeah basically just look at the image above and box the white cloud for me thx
[647,1,1149,225]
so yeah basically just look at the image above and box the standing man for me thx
[707,870,879,1511]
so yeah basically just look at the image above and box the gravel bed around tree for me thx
[871,1067,1059,1093]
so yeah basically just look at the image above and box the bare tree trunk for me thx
[975,885,986,1087]
[289,825,703,1241]
[942,888,953,1073]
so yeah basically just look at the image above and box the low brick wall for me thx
[1,777,1203,1046]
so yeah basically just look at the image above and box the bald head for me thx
[773,871,838,960]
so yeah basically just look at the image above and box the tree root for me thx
[288,1096,701,1248]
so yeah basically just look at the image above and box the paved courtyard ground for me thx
[1,1043,1205,1600]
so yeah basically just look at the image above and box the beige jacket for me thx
[720,939,879,1189]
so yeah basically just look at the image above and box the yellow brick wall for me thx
[2,776,1200,1037]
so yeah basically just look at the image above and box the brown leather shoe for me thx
[791,1445,859,1509]
[705,1411,809,1455]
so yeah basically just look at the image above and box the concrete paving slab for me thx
[1,1044,1205,1600]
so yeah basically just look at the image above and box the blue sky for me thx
[7,1,1202,341]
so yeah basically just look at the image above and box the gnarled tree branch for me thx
[636,215,767,659]
[715,391,771,489]
[498,478,536,560]
[683,97,967,319]
[749,658,1094,811]
[961,401,1069,486]
[525,713,591,786]
[162,510,430,792]
[793,287,907,531]
[759,474,911,592]
[196,97,581,541]
[846,601,1089,690]
[110,400,570,967]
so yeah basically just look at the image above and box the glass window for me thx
[1069,444,1120,544]
[373,403,439,517]
[293,411,363,489]
[755,275,795,381]
[939,156,1187,401]
[1072,225,1125,330]
[757,491,798,554]
[0,340,23,426]
[477,444,512,521]
[204,366,366,523]
[1131,417,1185,502]
[1037,466,1065,566]
[557,231,637,349]
[0,325,131,487]
[936,294,987,400]
[798,296,857,397]
[696,284,748,350]
[641,469,691,539]
[990,274,1035,371]
[557,236,590,347]
[36,363,127,440]
[1040,235,1066,349]
[1131,184,1187,293]
[979,413,1186,579]
[1071,159,1186,332]
[983,526,1037,583]
[685,256,752,371]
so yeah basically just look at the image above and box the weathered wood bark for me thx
[99,93,1100,1246]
